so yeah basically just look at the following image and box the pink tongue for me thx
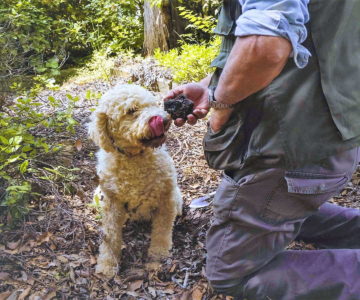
[149,116,164,137]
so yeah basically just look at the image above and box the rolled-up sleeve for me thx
[235,0,311,68]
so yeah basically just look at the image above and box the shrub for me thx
[154,38,221,83]
[0,0,143,86]
[0,91,80,226]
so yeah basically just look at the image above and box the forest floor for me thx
[1,58,360,300]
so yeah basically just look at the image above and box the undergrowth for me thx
[68,50,135,84]
[154,38,220,83]
[0,88,83,228]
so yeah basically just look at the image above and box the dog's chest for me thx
[100,151,174,219]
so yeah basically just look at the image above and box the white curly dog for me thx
[88,84,183,277]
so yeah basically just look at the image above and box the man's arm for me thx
[209,35,291,132]
[215,35,291,105]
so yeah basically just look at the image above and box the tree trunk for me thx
[143,0,184,56]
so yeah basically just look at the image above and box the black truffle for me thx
[164,94,194,120]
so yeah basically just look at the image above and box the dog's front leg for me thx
[147,198,177,269]
[96,197,126,277]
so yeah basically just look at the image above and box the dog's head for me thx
[88,84,171,154]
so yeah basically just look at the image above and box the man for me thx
[165,0,360,299]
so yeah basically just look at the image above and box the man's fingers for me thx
[163,88,184,101]
[193,109,209,119]
[186,114,197,125]
[174,118,186,127]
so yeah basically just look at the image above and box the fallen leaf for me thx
[75,139,83,151]
[148,287,157,297]
[18,287,32,300]
[57,255,69,263]
[0,272,10,280]
[90,255,97,265]
[180,291,191,300]
[6,290,20,300]
[192,287,204,300]
[125,291,139,297]
[169,263,177,273]
[7,240,21,250]
[35,232,53,245]
[69,267,76,283]
[163,289,175,294]
[128,280,143,291]
[43,290,57,300]
[0,291,11,300]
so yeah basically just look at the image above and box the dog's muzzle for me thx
[141,116,171,148]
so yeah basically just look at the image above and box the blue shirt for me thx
[235,0,311,68]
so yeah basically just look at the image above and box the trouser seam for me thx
[261,176,285,220]
[210,184,243,279]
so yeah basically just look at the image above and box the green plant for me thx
[178,6,217,34]
[0,0,144,92]
[0,92,79,225]
[154,37,220,83]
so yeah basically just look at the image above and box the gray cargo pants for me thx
[206,147,360,299]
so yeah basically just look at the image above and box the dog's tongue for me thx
[149,116,165,137]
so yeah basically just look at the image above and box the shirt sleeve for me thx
[235,0,311,68]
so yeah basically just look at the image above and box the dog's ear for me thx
[88,112,115,152]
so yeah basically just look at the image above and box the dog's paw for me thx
[95,263,118,278]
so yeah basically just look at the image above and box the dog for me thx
[88,84,183,277]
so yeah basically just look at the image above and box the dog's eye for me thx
[127,108,138,115]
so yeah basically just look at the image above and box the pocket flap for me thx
[285,175,348,194]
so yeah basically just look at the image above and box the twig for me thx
[183,269,190,289]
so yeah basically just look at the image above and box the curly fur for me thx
[88,84,182,277]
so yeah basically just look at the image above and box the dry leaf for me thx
[0,291,11,300]
[125,291,139,297]
[75,139,83,151]
[18,287,32,300]
[192,288,204,300]
[43,290,57,300]
[7,240,21,250]
[128,280,143,291]
[169,263,177,273]
[148,287,156,297]
[35,232,52,245]
[0,272,10,280]
[5,290,20,300]
[90,255,97,265]
[180,291,192,300]
[57,255,69,263]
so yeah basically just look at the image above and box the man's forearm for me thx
[215,35,292,104]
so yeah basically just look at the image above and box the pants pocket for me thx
[213,173,255,220]
[262,175,349,224]
[203,112,247,171]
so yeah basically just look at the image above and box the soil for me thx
[1,65,359,300]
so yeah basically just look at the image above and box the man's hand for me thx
[164,82,210,127]
[209,108,234,133]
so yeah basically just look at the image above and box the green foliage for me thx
[154,38,221,83]
[178,6,217,34]
[0,92,79,225]
[0,0,143,90]
[69,50,134,84]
